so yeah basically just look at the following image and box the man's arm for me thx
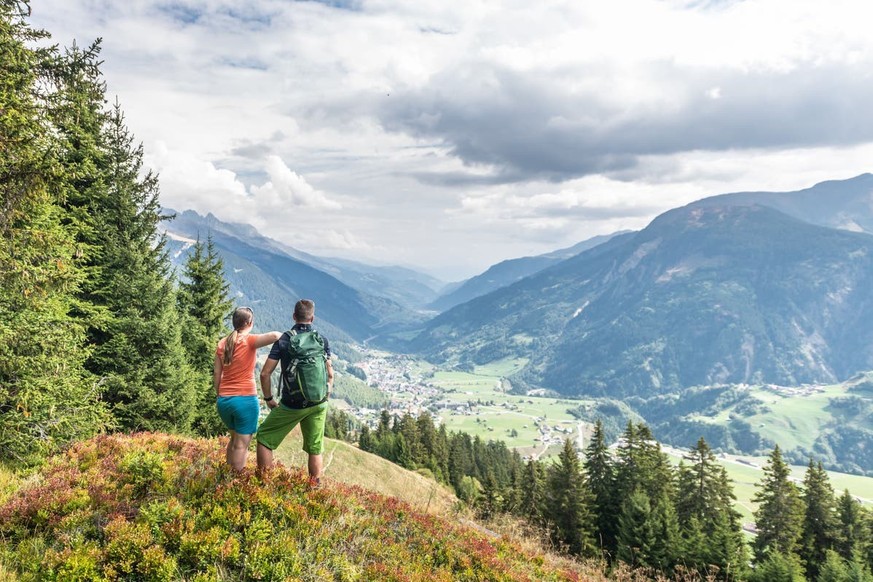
[260,357,280,408]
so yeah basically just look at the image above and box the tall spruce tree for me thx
[0,0,109,464]
[614,422,680,572]
[676,438,748,579]
[177,236,231,369]
[93,102,197,431]
[836,489,867,562]
[177,236,231,436]
[519,458,546,526]
[616,488,657,568]
[545,439,596,557]
[800,460,838,580]
[53,41,197,433]
[584,419,618,557]
[753,445,805,564]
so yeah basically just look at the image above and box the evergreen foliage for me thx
[0,0,110,466]
[545,439,596,557]
[53,38,198,433]
[753,445,806,563]
[584,419,618,556]
[676,438,748,578]
[800,460,839,580]
[519,457,547,525]
[177,236,232,436]
[835,489,867,561]
[2,3,230,463]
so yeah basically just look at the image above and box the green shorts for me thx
[256,401,328,455]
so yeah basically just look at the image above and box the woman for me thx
[214,306,281,470]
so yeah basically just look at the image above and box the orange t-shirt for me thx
[216,334,259,396]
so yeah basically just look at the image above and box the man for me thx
[257,299,333,483]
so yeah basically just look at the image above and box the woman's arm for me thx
[213,353,223,396]
[252,331,282,349]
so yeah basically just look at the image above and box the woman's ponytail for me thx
[222,307,253,367]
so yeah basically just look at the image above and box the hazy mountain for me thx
[428,232,629,312]
[164,210,445,311]
[411,203,873,398]
[691,172,873,233]
[162,210,429,344]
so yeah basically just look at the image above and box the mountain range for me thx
[412,174,873,396]
[165,173,873,394]
[162,210,435,345]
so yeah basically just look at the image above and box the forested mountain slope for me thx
[429,232,628,312]
[412,204,873,398]
[163,210,430,343]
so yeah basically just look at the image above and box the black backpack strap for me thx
[280,329,299,391]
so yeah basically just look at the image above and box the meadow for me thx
[401,357,873,525]
[686,383,859,452]
[428,358,592,457]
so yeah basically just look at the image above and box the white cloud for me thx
[250,156,342,210]
[30,0,873,279]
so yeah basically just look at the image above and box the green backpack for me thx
[280,329,329,405]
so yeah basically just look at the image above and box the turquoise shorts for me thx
[256,401,328,455]
[216,396,259,435]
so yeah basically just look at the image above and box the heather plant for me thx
[0,433,588,581]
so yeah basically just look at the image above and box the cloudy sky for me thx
[31,0,873,280]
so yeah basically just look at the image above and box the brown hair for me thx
[293,299,315,322]
[222,307,253,366]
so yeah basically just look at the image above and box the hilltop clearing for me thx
[0,433,598,581]
[272,429,457,515]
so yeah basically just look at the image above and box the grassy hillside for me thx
[654,376,873,474]
[272,430,457,515]
[0,433,595,581]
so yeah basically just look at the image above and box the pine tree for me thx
[616,488,657,568]
[478,470,503,520]
[817,550,849,582]
[177,236,231,370]
[613,422,680,572]
[584,419,618,557]
[545,439,597,557]
[503,451,525,515]
[90,102,197,431]
[358,425,374,452]
[747,551,805,582]
[836,489,866,561]
[177,236,231,436]
[676,438,747,579]
[52,46,199,433]
[0,0,109,464]
[519,458,546,525]
[753,445,805,564]
[397,413,422,468]
[800,460,838,580]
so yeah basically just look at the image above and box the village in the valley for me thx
[345,348,587,461]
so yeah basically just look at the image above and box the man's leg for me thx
[299,402,328,481]
[256,405,299,474]
[256,442,274,472]
[308,453,323,479]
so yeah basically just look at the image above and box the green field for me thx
[429,358,590,455]
[666,449,873,525]
[363,350,873,523]
[688,384,853,451]
[745,385,852,451]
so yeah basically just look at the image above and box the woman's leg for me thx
[227,432,253,471]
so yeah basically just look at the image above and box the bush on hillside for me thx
[0,433,587,581]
